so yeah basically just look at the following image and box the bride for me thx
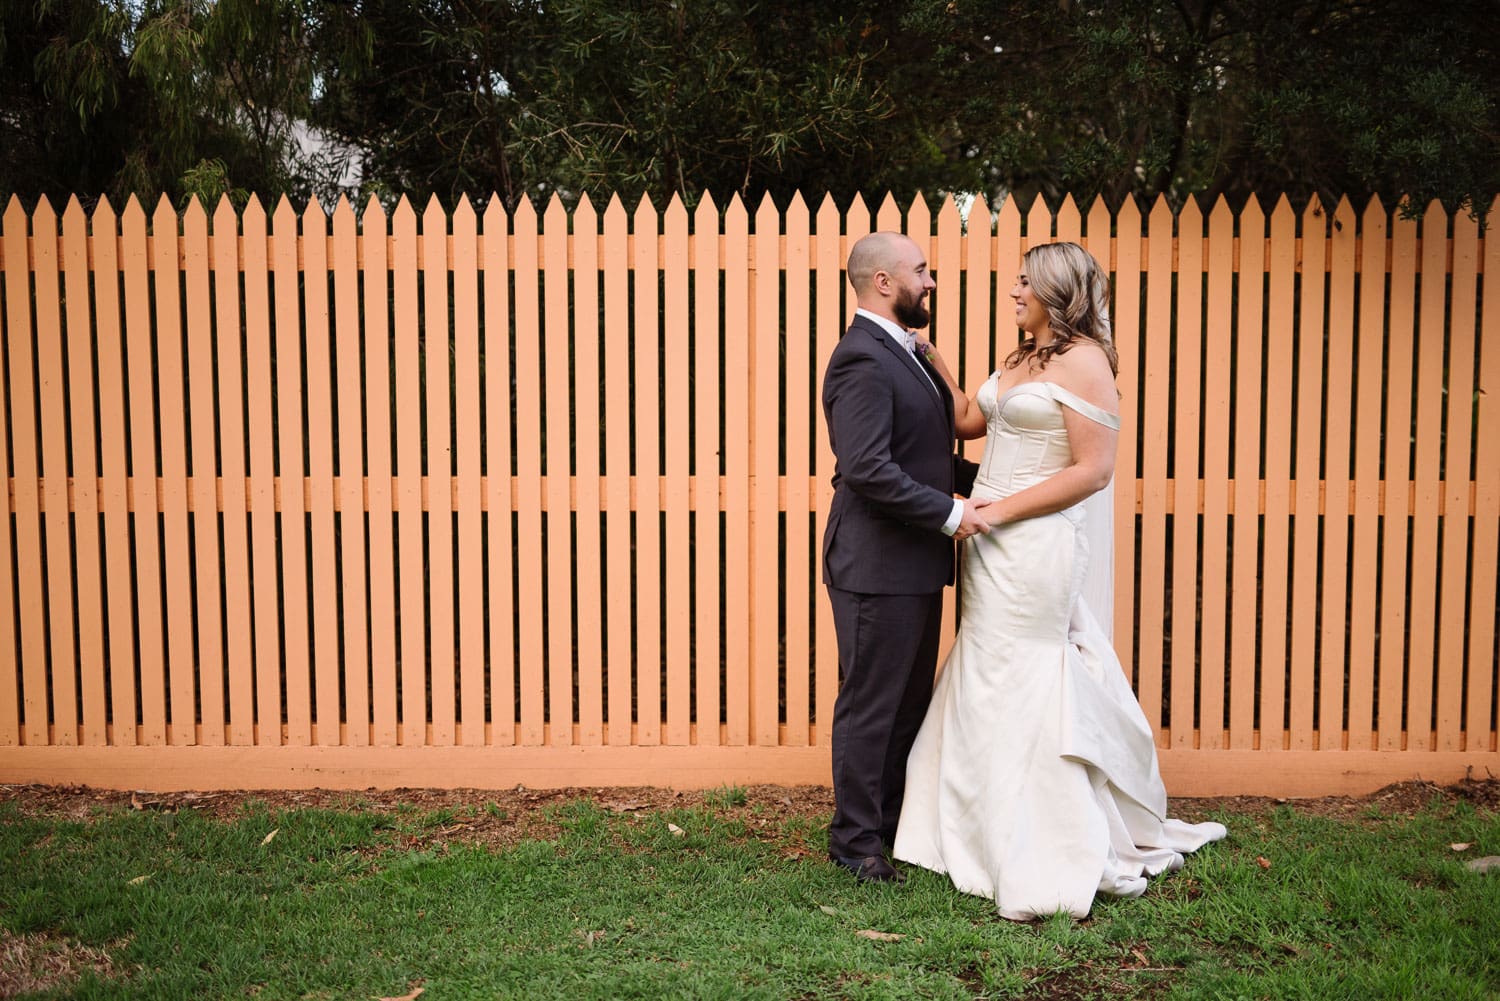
[896,241,1226,920]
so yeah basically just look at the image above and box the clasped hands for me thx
[953,497,994,541]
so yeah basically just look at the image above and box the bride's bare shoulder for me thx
[1047,342,1117,410]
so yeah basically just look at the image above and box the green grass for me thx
[1,792,1497,1000]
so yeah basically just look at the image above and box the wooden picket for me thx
[0,191,1495,796]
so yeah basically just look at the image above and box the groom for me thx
[821,231,989,883]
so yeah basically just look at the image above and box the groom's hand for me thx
[952,498,992,541]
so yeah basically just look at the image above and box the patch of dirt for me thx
[1174,771,1500,824]
[0,929,134,997]
[0,783,839,853]
[1,775,1494,846]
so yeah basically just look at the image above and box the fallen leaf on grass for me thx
[375,987,423,1001]
[261,829,279,846]
[1256,856,1272,869]
[126,875,150,886]
[1450,843,1472,851]
[819,905,838,916]
[667,823,685,837]
[855,929,903,942]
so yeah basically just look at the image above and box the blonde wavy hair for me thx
[1004,241,1118,377]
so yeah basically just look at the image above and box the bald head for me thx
[846,232,916,297]
[846,231,934,328]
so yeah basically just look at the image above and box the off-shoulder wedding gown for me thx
[893,378,1226,920]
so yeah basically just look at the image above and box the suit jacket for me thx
[821,314,976,595]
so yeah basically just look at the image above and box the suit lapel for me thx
[854,317,947,418]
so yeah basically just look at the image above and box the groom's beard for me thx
[894,288,930,330]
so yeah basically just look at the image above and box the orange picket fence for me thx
[0,190,1495,796]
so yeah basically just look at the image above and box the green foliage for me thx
[1,0,1495,216]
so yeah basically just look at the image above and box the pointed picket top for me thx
[302,195,327,232]
[1115,194,1141,234]
[28,196,56,244]
[510,189,534,228]
[1025,194,1052,246]
[907,194,931,245]
[331,194,357,235]
[359,193,386,231]
[2,195,25,243]
[602,191,629,235]
[842,190,867,230]
[235,192,261,226]
[1148,194,1173,240]
[1179,191,1204,234]
[391,193,417,230]
[754,190,779,236]
[91,195,118,239]
[1242,192,1266,232]
[1331,195,1355,235]
[814,191,840,240]
[479,192,505,233]
[870,191,898,233]
[1055,193,1082,243]
[935,191,961,234]
[724,190,748,231]
[573,189,597,223]
[1357,196,1387,267]
[182,192,209,234]
[633,191,660,246]
[63,193,89,233]
[785,190,808,229]
[694,190,720,235]
[574,191,599,238]
[450,193,474,225]
[1420,197,1448,233]
[271,194,299,238]
[964,192,991,230]
[1270,192,1296,229]
[542,191,568,236]
[304,196,328,249]
[994,191,1022,232]
[422,193,447,250]
[1207,193,1234,230]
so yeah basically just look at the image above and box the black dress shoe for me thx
[830,853,906,884]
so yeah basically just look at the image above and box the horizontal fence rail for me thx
[0,190,1496,796]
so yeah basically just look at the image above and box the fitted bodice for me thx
[972,379,1120,498]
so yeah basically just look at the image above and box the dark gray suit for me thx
[821,314,976,859]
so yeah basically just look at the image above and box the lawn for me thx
[1,779,1496,1000]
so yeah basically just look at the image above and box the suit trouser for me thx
[826,586,945,859]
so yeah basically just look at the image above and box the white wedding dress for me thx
[893,378,1227,920]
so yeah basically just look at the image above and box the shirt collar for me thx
[856,308,915,351]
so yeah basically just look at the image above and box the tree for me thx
[307,0,909,211]
[2,0,1494,216]
[1,0,332,210]
[895,0,1499,216]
